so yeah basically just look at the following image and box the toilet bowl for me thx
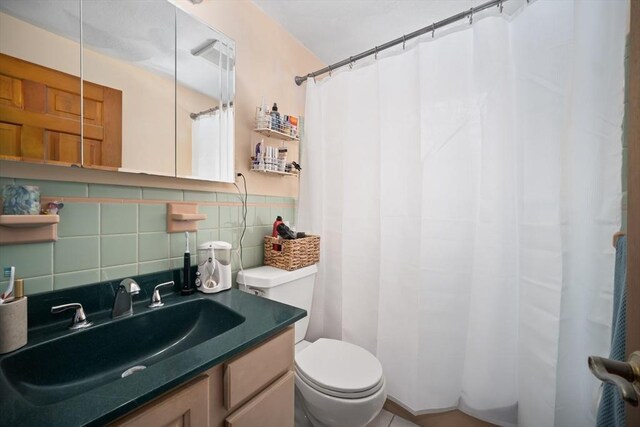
[237,265,386,427]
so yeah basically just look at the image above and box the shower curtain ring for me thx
[498,0,503,13]
[402,35,406,50]
[375,46,379,60]
[328,64,332,77]
[432,23,435,38]
[349,57,354,69]
[469,8,474,24]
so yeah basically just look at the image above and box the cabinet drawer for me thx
[224,326,294,410]
[225,371,294,427]
[111,375,209,427]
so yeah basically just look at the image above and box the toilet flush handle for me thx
[246,287,265,297]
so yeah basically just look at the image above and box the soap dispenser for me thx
[270,103,281,131]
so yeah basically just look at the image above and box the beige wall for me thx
[0,1,324,197]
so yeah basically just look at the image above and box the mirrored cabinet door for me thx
[0,0,82,167]
[176,7,236,183]
[82,0,176,176]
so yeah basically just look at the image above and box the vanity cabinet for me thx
[110,326,295,427]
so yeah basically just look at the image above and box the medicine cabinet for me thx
[0,0,236,183]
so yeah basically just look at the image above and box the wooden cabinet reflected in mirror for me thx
[0,53,122,169]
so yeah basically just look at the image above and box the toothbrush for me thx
[1,266,15,304]
[181,232,194,295]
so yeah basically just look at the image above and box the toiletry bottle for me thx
[270,103,280,132]
[181,232,194,295]
[272,216,283,251]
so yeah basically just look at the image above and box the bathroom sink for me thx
[1,298,245,405]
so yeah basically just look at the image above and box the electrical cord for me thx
[233,173,248,282]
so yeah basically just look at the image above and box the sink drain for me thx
[121,365,146,378]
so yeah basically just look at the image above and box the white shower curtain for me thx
[297,1,627,426]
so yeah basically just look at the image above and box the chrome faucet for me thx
[112,278,141,319]
[51,302,93,330]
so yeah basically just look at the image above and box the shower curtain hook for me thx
[328,64,332,77]
[469,7,474,24]
[374,46,379,60]
[498,0,503,13]
[402,35,406,50]
[432,23,435,38]
[349,57,354,69]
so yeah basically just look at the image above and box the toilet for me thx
[237,264,386,427]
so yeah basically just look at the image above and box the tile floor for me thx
[367,409,420,427]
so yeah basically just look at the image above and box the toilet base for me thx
[295,373,386,427]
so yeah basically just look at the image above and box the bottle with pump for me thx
[181,232,194,295]
[270,103,281,132]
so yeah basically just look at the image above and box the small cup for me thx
[2,185,41,215]
[0,297,28,354]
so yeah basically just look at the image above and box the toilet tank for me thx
[237,264,317,344]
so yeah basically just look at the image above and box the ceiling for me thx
[251,0,503,65]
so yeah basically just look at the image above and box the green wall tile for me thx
[139,260,171,275]
[245,206,256,227]
[241,246,262,269]
[184,191,216,202]
[197,229,220,246]
[101,264,138,281]
[24,276,53,295]
[54,237,99,274]
[255,206,272,226]
[54,269,100,290]
[219,228,241,249]
[58,202,99,237]
[170,256,196,269]
[169,232,197,258]
[89,184,142,199]
[0,242,53,278]
[199,205,219,229]
[244,227,267,247]
[14,179,87,198]
[139,233,169,262]
[142,188,183,201]
[219,206,240,228]
[101,203,138,234]
[247,195,266,204]
[101,234,137,267]
[217,193,243,203]
[139,204,167,232]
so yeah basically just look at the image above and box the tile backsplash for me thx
[0,179,296,295]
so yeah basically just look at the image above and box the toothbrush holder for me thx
[0,297,28,354]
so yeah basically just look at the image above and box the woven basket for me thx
[263,235,320,271]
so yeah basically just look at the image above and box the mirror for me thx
[0,0,82,166]
[0,0,236,182]
[176,8,235,182]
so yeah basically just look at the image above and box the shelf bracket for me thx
[167,203,207,233]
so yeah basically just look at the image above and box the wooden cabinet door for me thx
[224,326,294,411]
[111,375,209,427]
[224,371,294,427]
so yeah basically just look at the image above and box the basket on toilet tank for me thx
[263,235,320,271]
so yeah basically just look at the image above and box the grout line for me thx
[41,196,295,208]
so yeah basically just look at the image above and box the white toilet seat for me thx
[295,338,384,399]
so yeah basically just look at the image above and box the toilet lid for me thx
[295,339,383,396]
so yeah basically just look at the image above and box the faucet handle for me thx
[51,303,93,330]
[148,281,175,308]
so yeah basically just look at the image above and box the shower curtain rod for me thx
[295,0,511,86]
[189,102,233,120]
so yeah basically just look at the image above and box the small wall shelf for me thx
[250,169,298,177]
[253,128,299,142]
[167,203,207,233]
[0,215,60,245]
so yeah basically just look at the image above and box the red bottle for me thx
[272,216,283,251]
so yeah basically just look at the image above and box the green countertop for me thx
[0,285,306,426]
